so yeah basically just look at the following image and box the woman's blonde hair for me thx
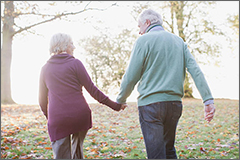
[49,33,72,55]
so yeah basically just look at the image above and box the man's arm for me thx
[116,41,146,104]
[184,43,213,102]
[184,43,215,122]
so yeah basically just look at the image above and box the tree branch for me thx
[12,2,116,36]
[13,15,61,36]
[163,19,172,30]
[84,1,91,10]
[15,12,56,17]
[184,4,197,28]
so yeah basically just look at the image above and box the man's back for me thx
[133,30,186,105]
[117,29,212,106]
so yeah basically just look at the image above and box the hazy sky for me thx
[2,1,239,104]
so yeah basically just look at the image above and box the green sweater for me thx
[116,30,213,106]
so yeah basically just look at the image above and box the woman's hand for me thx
[120,104,128,111]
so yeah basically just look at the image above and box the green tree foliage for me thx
[79,29,137,94]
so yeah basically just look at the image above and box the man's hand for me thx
[120,104,128,111]
[204,103,215,123]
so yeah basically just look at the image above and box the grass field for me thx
[1,99,239,159]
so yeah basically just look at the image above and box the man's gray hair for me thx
[138,9,163,25]
[49,33,72,55]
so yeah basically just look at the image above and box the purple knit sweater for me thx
[39,54,121,141]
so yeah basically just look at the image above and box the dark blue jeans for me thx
[138,101,182,159]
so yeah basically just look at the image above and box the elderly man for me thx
[116,9,215,159]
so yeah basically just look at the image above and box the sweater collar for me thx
[145,23,164,33]
[48,53,75,64]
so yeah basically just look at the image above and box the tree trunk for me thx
[184,73,193,98]
[170,2,174,33]
[175,1,186,41]
[171,1,193,98]
[1,1,15,104]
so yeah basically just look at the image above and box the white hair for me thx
[49,33,73,55]
[138,9,163,25]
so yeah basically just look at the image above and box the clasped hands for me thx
[120,103,128,111]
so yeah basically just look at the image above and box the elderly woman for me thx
[39,33,127,159]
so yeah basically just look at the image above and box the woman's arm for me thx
[75,60,122,111]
